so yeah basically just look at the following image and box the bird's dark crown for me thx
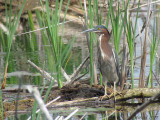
[94,25,108,31]
[82,25,110,36]
[93,25,110,36]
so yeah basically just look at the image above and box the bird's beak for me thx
[81,28,97,33]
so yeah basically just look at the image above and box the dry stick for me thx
[27,96,61,120]
[70,54,90,80]
[28,60,70,85]
[24,85,53,120]
[15,17,82,36]
[79,112,87,120]
[61,67,71,82]
[27,60,55,82]
[127,92,160,120]
[139,1,152,88]
[71,71,89,83]
[108,110,116,119]
[55,116,63,120]
[64,55,90,85]
[64,109,79,120]
[28,57,89,87]
[129,0,160,11]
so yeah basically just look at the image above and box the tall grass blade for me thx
[2,0,27,89]
[110,1,123,53]
[148,17,160,88]
[124,0,140,88]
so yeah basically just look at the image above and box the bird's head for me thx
[82,25,110,36]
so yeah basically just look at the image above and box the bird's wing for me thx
[112,49,120,77]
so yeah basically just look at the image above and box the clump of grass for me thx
[110,1,123,53]
[39,0,72,88]
[30,0,76,119]
[148,17,160,88]
[1,0,27,88]
[0,0,27,119]
[27,10,38,51]
[124,0,140,89]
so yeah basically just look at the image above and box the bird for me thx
[83,25,120,97]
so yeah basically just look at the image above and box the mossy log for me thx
[115,88,160,101]
[50,88,160,108]
[3,88,160,112]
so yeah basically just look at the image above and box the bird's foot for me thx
[107,86,122,97]
[107,91,122,98]
[99,94,110,101]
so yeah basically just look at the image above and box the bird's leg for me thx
[105,84,107,95]
[99,81,110,101]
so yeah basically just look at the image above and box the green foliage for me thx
[148,17,160,88]
[28,11,38,51]
[110,1,123,53]
[39,0,72,88]
[124,0,140,88]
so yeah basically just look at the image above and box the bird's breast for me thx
[98,34,106,60]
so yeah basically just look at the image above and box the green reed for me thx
[110,1,123,53]
[87,0,104,85]
[88,0,94,85]
[39,0,71,88]
[28,11,38,51]
[148,17,160,88]
[124,0,140,89]
[30,0,74,118]
[3,0,26,71]
[1,0,26,118]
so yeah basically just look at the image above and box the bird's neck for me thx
[99,34,112,58]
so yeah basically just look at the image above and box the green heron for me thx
[83,25,120,96]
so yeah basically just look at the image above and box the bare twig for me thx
[24,85,52,120]
[27,96,61,120]
[70,54,90,80]
[61,67,71,82]
[79,112,87,120]
[129,0,160,11]
[27,60,55,82]
[15,17,82,36]
[64,109,79,120]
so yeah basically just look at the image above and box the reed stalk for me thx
[148,17,160,88]
[1,0,26,89]
[124,0,140,89]
[88,0,94,85]
[110,1,123,53]
[40,0,71,88]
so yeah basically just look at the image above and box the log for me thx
[49,88,160,108]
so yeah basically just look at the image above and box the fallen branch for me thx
[49,88,160,108]
[127,91,160,120]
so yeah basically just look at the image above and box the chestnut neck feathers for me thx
[98,29,112,58]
